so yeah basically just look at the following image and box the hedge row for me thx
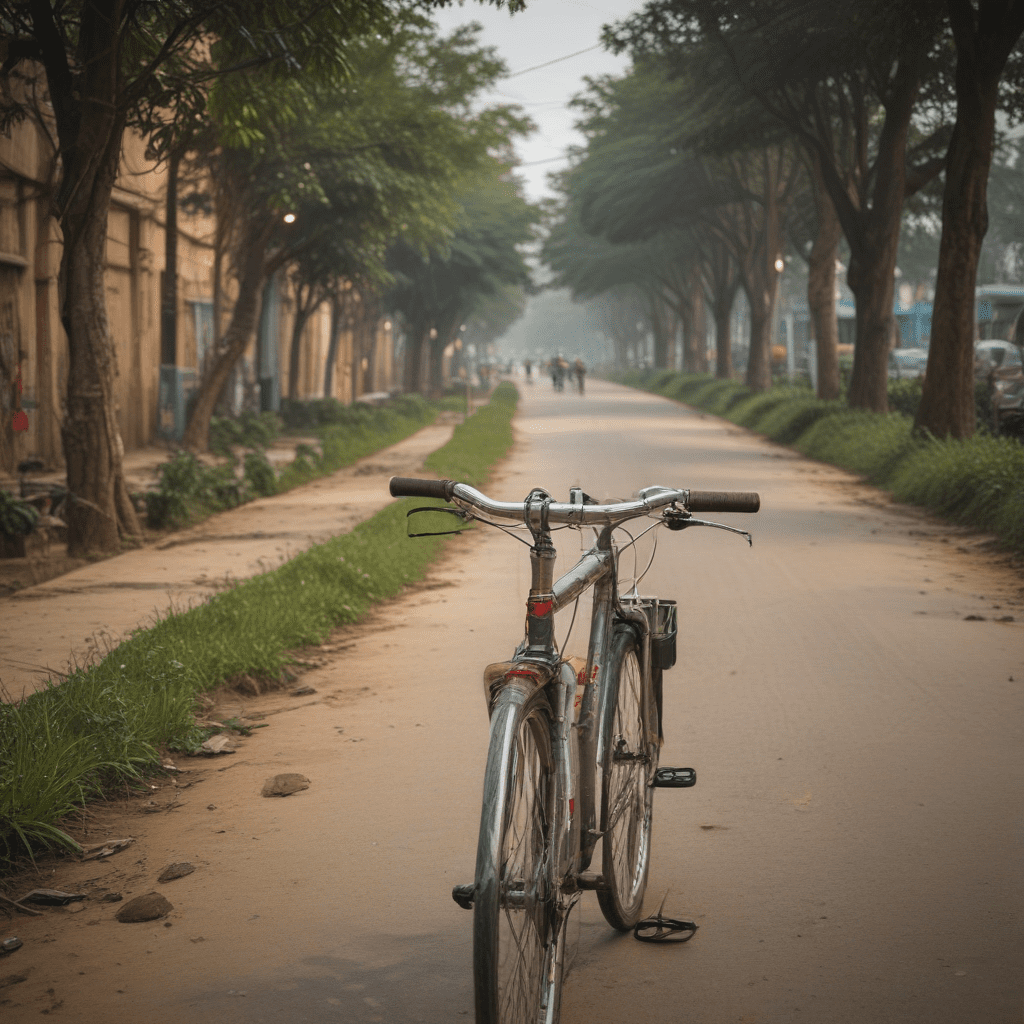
[618,370,1024,555]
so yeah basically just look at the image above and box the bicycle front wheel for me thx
[474,681,561,1024]
[597,626,658,930]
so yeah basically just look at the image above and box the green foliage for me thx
[755,398,845,445]
[0,385,518,865]
[243,451,278,498]
[887,378,925,419]
[144,452,246,529]
[209,411,280,456]
[0,491,40,538]
[888,434,1024,538]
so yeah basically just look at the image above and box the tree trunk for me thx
[161,149,180,366]
[182,218,272,450]
[846,245,898,412]
[681,272,708,374]
[822,38,926,413]
[712,281,736,379]
[807,157,842,401]
[42,0,141,554]
[287,284,319,401]
[915,2,1024,438]
[743,274,776,392]
[323,293,343,398]
[649,295,670,369]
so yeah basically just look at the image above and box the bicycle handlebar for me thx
[686,490,760,513]
[389,477,456,501]
[388,478,759,525]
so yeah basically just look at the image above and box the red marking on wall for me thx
[12,369,28,432]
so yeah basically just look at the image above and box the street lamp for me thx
[774,257,784,273]
[283,213,296,224]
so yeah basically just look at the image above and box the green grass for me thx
[146,396,439,529]
[0,385,519,866]
[612,369,1024,556]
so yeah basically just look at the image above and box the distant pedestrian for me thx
[524,358,533,382]
[573,358,587,395]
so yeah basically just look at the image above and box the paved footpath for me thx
[0,421,454,699]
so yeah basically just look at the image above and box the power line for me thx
[506,44,602,79]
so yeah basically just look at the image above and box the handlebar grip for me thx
[388,477,456,501]
[686,490,760,513]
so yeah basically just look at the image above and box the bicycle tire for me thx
[474,680,562,1024]
[597,626,659,931]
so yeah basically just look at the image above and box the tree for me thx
[561,63,802,388]
[608,0,952,410]
[388,166,538,392]
[915,0,1024,439]
[0,0,523,554]
[182,19,525,444]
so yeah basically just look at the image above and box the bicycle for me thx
[388,476,760,1024]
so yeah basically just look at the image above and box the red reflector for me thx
[530,600,553,616]
[569,799,575,816]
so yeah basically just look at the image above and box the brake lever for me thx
[662,508,753,547]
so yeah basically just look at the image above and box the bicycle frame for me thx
[491,510,653,888]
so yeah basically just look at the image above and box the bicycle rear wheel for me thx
[597,626,659,931]
[474,681,562,1024]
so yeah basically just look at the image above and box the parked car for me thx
[974,339,1022,379]
[977,341,1024,431]
[888,347,929,379]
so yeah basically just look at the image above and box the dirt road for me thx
[3,379,1022,1023]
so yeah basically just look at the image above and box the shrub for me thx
[145,452,246,529]
[795,410,919,482]
[243,451,277,497]
[887,378,924,419]
[889,432,1024,535]
[756,398,845,445]
[209,410,280,456]
[728,387,811,430]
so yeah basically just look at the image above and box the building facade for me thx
[0,112,397,477]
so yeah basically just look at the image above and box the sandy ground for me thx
[1,379,1022,1024]
[0,422,455,699]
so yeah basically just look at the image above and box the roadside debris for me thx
[18,890,86,907]
[292,685,317,696]
[1,937,22,955]
[81,837,134,861]
[261,773,310,797]
[115,893,172,923]
[158,863,195,883]
[0,894,41,917]
[199,734,235,755]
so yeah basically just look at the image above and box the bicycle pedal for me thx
[451,884,475,910]
[653,767,696,788]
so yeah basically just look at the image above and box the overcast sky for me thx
[431,0,648,203]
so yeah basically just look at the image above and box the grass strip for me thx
[613,369,1024,557]
[0,383,518,866]
[145,395,447,530]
